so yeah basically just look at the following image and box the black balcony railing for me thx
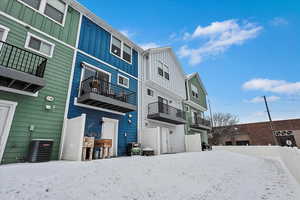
[192,115,211,128]
[0,41,47,77]
[148,102,186,121]
[80,76,136,106]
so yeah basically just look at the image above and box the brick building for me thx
[213,119,300,148]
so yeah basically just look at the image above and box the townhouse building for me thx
[0,0,80,163]
[183,73,211,151]
[61,8,143,160]
[140,47,187,155]
[0,0,210,163]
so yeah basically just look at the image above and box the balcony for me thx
[147,102,186,125]
[191,115,212,130]
[0,41,47,93]
[77,76,137,113]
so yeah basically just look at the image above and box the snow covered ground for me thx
[0,151,299,200]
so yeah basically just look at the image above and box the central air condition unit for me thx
[27,139,54,162]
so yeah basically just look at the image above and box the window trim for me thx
[110,35,132,64]
[158,66,163,77]
[79,62,112,98]
[17,0,68,27]
[147,88,154,97]
[157,60,170,80]
[0,24,10,42]
[191,84,199,98]
[24,32,55,57]
[117,74,130,89]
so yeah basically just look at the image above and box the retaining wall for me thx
[213,146,300,184]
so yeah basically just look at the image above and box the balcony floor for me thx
[0,65,46,93]
[147,113,186,125]
[77,92,136,113]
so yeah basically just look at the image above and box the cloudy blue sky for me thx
[77,0,300,123]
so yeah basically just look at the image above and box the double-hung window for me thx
[111,36,122,57]
[158,64,164,77]
[0,25,9,50]
[123,44,132,63]
[19,0,67,25]
[44,0,66,24]
[118,74,129,88]
[147,88,154,96]
[25,33,55,57]
[0,25,9,42]
[110,36,132,63]
[191,84,199,99]
[20,0,41,9]
[157,61,169,80]
[163,65,169,80]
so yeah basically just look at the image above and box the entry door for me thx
[160,127,170,154]
[101,118,118,157]
[0,101,17,161]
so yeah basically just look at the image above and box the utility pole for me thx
[208,99,214,128]
[207,99,214,145]
[263,96,278,145]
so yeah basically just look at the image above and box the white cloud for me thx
[242,78,300,95]
[247,96,280,103]
[178,19,262,65]
[270,17,288,26]
[120,30,135,38]
[139,42,160,50]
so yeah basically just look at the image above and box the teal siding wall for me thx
[0,3,79,163]
[0,0,80,46]
[187,76,207,109]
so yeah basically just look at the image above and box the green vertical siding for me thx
[183,103,208,143]
[0,0,80,47]
[188,76,207,109]
[184,75,209,142]
[0,11,76,163]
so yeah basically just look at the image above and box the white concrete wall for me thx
[213,146,300,184]
[185,134,202,152]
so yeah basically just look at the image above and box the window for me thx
[118,74,129,88]
[0,30,3,41]
[44,0,66,23]
[147,89,154,96]
[25,33,55,57]
[157,61,170,80]
[164,72,169,80]
[0,25,9,42]
[20,0,41,10]
[191,84,199,99]
[185,106,189,111]
[110,36,132,64]
[158,67,163,77]
[123,43,132,63]
[83,67,97,80]
[111,36,121,57]
[18,0,67,25]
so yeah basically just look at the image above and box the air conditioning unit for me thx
[27,139,53,162]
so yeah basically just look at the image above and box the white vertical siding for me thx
[139,48,186,154]
[148,50,186,99]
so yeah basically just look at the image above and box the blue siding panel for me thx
[68,52,138,156]
[78,16,138,77]
[68,15,139,156]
